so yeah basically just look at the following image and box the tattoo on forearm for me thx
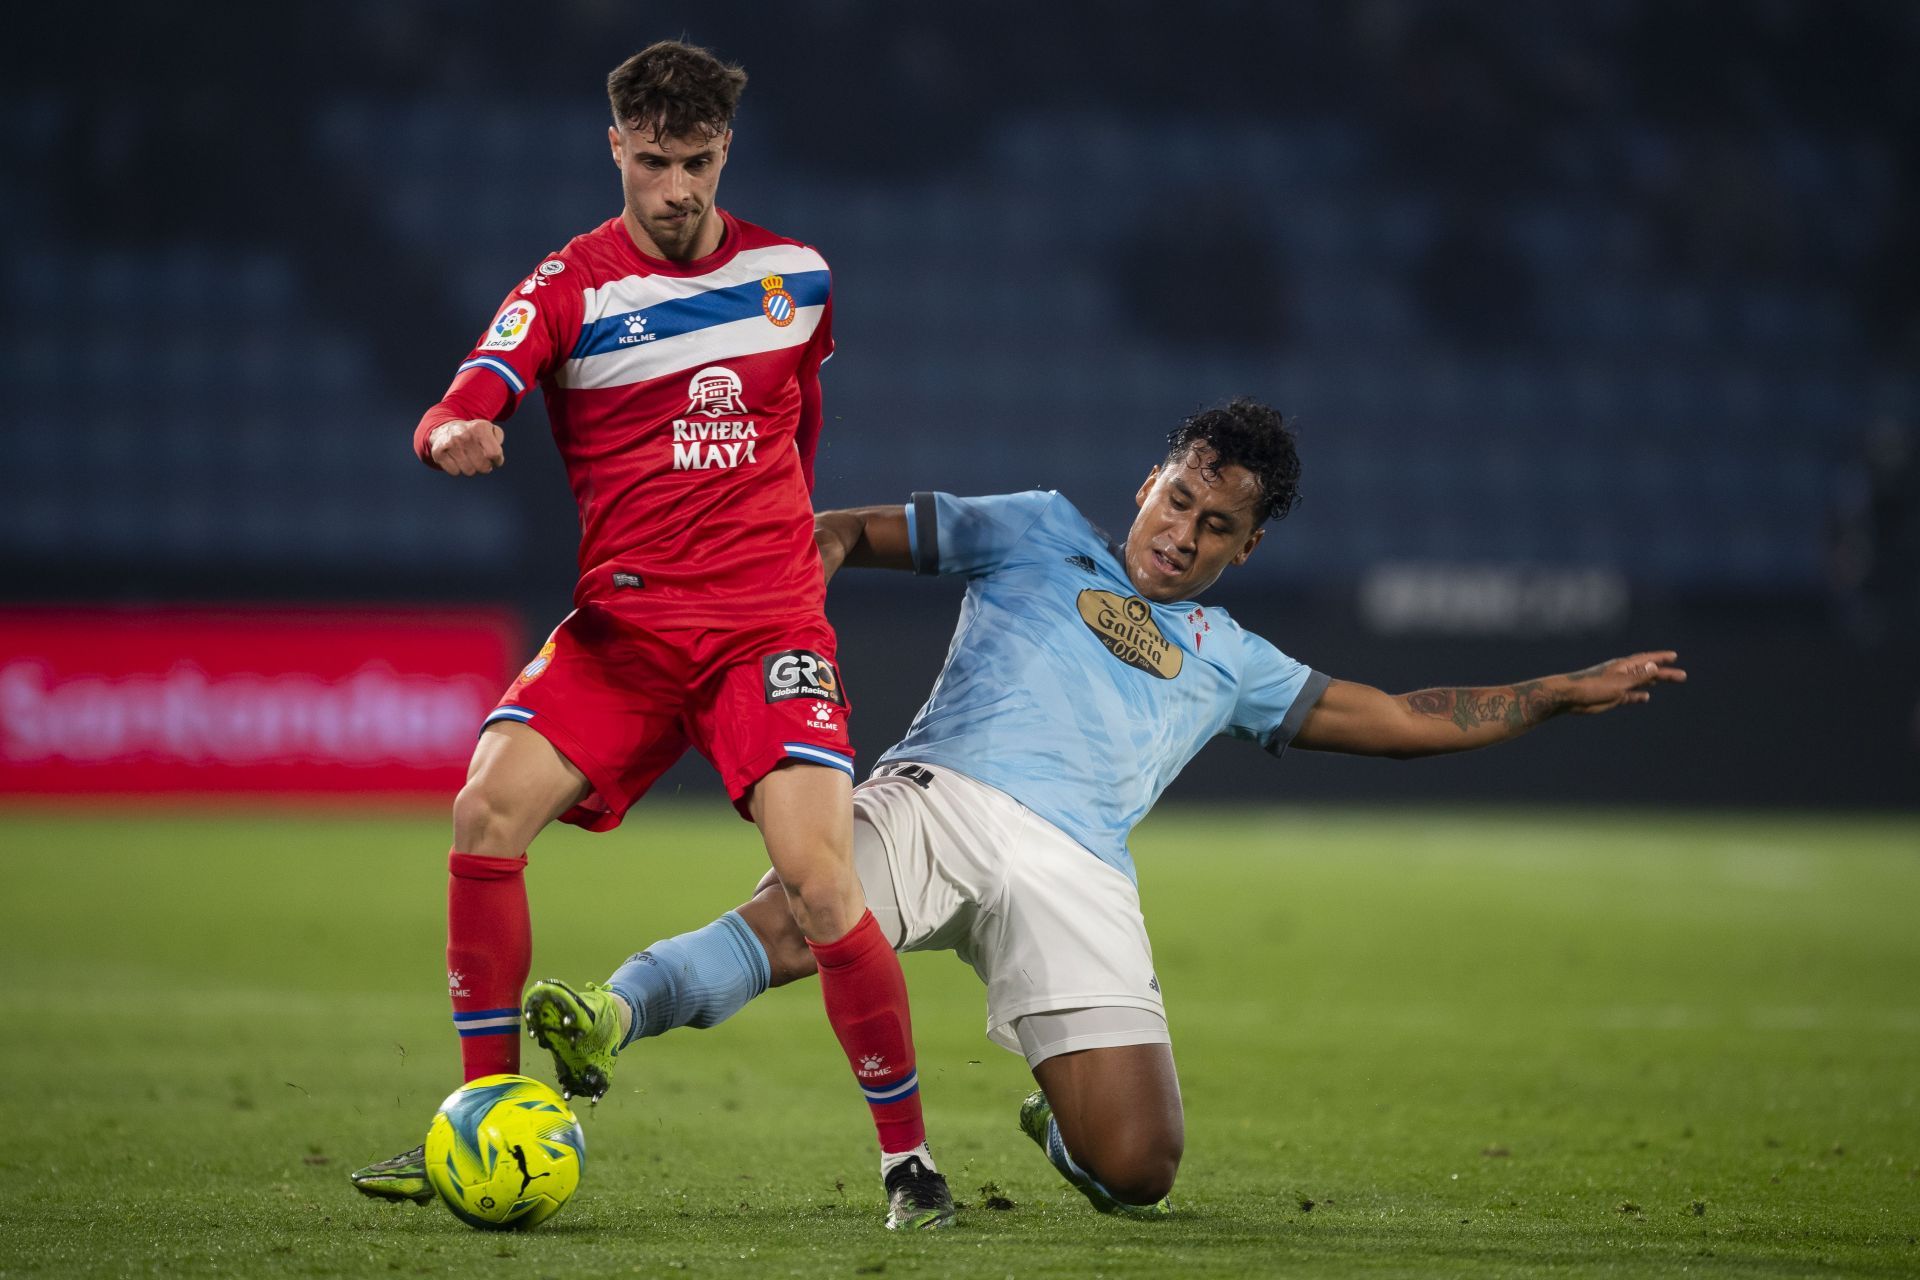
[1407,680,1564,733]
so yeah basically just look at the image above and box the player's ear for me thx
[608,125,622,167]
[1231,527,1265,566]
[1135,466,1160,510]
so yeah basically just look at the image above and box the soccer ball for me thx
[424,1074,586,1230]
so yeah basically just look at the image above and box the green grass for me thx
[1,806,1916,1277]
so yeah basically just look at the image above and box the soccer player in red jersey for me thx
[350,41,952,1229]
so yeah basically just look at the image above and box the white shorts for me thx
[852,762,1170,1066]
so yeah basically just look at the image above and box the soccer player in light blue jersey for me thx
[527,399,1686,1217]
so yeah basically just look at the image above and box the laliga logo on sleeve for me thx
[760,274,795,327]
[481,301,536,351]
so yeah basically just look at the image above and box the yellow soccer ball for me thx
[424,1074,585,1230]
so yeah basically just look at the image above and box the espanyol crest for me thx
[760,273,796,327]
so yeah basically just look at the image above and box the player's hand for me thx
[429,420,506,476]
[1558,651,1687,714]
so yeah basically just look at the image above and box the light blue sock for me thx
[606,911,771,1050]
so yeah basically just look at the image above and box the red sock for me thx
[808,910,926,1155]
[447,849,530,1081]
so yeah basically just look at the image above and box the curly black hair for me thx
[607,40,748,141]
[1164,398,1302,525]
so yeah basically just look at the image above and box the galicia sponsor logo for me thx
[1075,589,1183,679]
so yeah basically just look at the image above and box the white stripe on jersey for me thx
[578,243,827,319]
[562,243,828,392]
[561,306,825,391]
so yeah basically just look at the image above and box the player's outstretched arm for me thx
[814,505,913,581]
[428,419,507,476]
[1292,651,1686,758]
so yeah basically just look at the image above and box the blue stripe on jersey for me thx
[458,356,526,394]
[483,706,535,729]
[783,742,854,775]
[570,269,831,361]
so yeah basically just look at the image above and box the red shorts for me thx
[485,604,854,831]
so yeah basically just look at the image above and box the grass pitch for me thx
[0,805,1915,1278]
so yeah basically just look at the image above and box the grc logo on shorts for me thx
[763,649,844,706]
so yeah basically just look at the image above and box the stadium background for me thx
[4,7,1918,1276]
[4,0,1916,808]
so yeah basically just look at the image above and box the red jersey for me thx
[416,212,834,624]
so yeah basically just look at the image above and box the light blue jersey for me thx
[876,490,1329,881]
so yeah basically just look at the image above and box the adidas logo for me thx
[1065,554,1097,574]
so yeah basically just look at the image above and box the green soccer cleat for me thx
[523,978,625,1103]
[1018,1089,1173,1219]
[349,1143,434,1205]
[884,1155,956,1230]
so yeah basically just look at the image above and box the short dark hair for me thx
[1164,398,1302,526]
[607,41,747,141]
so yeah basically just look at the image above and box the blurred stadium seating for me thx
[3,1,1914,805]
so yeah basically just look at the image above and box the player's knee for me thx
[1089,1131,1182,1206]
[451,779,532,855]
[781,875,857,944]
[1096,1153,1179,1206]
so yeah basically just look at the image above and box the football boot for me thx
[523,978,625,1103]
[883,1154,956,1230]
[348,1143,433,1205]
